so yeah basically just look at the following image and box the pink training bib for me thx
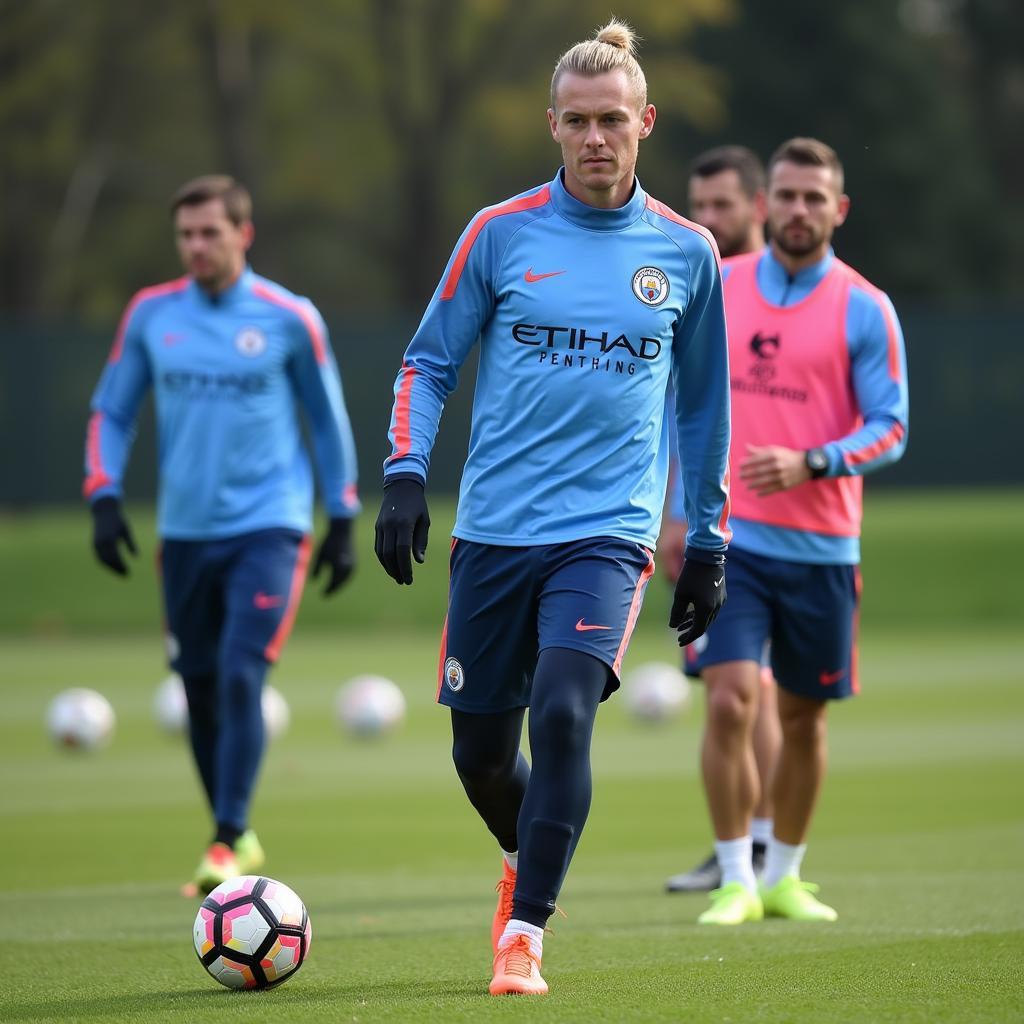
[724,252,862,538]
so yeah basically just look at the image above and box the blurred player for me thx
[374,20,730,995]
[83,176,359,894]
[687,138,908,926]
[660,146,782,893]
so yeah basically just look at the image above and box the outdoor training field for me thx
[1,491,1022,1023]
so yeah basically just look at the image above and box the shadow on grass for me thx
[2,976,488,1022]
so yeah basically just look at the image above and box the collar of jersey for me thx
[187,265,255,306]
[549,168,647,231]
[759,246,835,300]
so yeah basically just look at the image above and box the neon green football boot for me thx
[192,842,239,896]
[759,876,838,921]
[234,829,266,875]
[697,882,764,925]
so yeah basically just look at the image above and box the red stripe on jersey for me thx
[387,363,417,462]
[440,187,551,301]
[843,422,906,469]
[342,482,359,509]
[108,278,189,364]
[645,197,722,269]
[252,282,327,365]
[82,412,113,498]
[612,549,656,676]
[264,534,313,663]
[717,462,733,543]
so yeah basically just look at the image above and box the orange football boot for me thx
[489,934,548,996]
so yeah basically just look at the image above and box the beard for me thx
[713,228,750,259]
[772,221,826,258]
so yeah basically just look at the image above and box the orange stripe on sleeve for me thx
[387,363,417,463]
[82,412,112,498]
[108,278,189,364]
[843,422,906,468]
[252,283,327,364]
[440,187,551,300]
[645,197,722,269]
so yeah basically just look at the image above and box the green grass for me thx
[1,491,1023,1020]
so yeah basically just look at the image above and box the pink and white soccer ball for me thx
[623,662,692,722]
[335,674,406,737]
[193,875,312,990]
[46,688,116,750]
[153,674,289,739]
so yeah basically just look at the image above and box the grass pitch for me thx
[1,491,1023,1021]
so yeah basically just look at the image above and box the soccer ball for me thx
[261,684,290,739]
[46,688,115,750]
[153,674,189,734]
[623,662,691,723]
[193,875,312,990]
[153,674,290,739]
[335,674,406,737]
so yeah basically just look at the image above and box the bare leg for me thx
[752,669,781,822]
[772,689,828,844]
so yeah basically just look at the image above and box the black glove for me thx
[311,517,355,596]
[669,548,726,646]
[91,496,138,576]
[374,474,430,585]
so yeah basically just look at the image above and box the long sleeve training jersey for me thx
[384,169,731,554]
[85,267,359,539]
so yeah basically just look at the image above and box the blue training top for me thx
[84,267,359,539]
[383,169,731,554]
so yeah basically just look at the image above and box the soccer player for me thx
[374,20,730,996]
[686,138,908,926]
[661,146,783,893]
[83,176,359,894]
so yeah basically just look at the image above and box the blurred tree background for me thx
[1,0,1022,500]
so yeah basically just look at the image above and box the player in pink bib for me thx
[687,138,909,926]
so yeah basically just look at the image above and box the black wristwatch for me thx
[805,447,829,479]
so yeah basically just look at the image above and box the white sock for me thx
[751,818,773,846]
[714,836,757,893]
[762,837,807,889]
[502,848,518,871]
[500,918,543,958]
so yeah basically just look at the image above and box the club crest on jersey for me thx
[444,657,465,692]
[632,266,669,306]
[235,326,267,357]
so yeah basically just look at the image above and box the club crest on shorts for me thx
[235,326,267,357]
[632,266,669,306]
[444,657,465,692]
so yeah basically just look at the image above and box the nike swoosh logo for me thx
[163,333,185,346]
[713,578,723,587]
[524,268,566,283]
[254,592,285,610]
[576,618,611,632]
[818,669,845,685]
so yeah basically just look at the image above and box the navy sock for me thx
[512,647,607,928]
[213,650,268,833]
[451,707,528,853]
[214,824,243,848]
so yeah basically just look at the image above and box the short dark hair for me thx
[767,137,845,193]
[689,145,765,198]
[170,175,252,225]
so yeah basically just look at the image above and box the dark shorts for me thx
[437,537,655,713]
[688,546,861,701]
[159,529,311,676]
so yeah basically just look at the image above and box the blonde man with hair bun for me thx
[376,18,731,996]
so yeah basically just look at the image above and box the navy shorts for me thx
[688,546,861,701]
[437,537,655,713]
[159,529,311,676]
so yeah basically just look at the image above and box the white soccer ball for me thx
[261,684,290,739]
[46,688,116,750]
[193,875,312,990]
[154,673,189,733]
[153,675,289,739]
[623,662,691,723]
[335,675,406,738]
